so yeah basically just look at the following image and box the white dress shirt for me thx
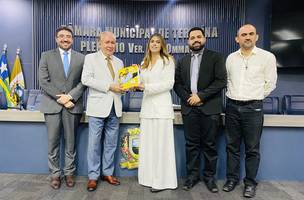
[58,48,72,99]
[58,48,71,65]
[226,46,277,101]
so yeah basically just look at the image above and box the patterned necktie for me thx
[106,56,115,80]
[63,51,69,77]
[191,54,199,93]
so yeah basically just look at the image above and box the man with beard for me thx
[174,27,227,193]
[223,24,277,198]
[39,26,85,189]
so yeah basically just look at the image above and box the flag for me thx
[0,52,16,107]
[10,52,25,105]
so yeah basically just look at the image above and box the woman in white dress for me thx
[136,33,178,192]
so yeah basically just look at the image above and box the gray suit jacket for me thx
[39,48,85,114]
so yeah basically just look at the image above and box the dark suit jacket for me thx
[174,48,227,115]
[39,48,85,114]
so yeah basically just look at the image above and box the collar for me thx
[191,48,204,57]
[237,46,258,57]
[58,48,71,55]
[100,50,113,60]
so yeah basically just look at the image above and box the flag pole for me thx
[16,48,20,55]
[16,48,22,110]
[3,44,7,53]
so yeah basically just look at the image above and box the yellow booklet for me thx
[118,65,140,90]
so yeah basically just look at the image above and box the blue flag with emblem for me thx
[0,47,17,108]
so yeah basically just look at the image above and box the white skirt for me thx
[138,118,178,189]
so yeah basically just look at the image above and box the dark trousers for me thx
[225,98,264,186]
[182,108,220,181]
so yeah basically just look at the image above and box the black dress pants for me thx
[182,108,220,181]
[225,98,264,186]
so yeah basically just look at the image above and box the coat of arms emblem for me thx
[120,127,140,169]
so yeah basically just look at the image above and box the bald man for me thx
[81,32,125,191]
[223,24,277,198]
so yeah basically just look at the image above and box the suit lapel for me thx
[99,51,117,81]
[96,52,113,81]
[111,57,120,81]
[185,54,191,87]
[198,49,209,80]
[67,50,76,79]
[54,48,66,80]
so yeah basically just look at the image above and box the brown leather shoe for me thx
[101,175,120,186]
[65,175,75,187]
[87,180,97,191]
[50,176,61,189]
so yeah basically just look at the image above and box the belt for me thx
[227,98,262,106]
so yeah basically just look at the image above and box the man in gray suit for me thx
[39,26,85,189]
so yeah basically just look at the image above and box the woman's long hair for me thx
[141,33,171,69]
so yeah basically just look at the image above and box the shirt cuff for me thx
[67,94,73,100]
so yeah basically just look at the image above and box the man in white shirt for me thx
[39,26,85,189]
[223,24,277,198]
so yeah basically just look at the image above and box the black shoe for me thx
[150,188,164,193]
[243,185,256,198]
[182,178,199,191]
[223,180,238,192]
[204,179,218,193]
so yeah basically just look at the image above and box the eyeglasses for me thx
[57,34,73,39]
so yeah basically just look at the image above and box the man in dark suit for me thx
[39,26,85,189]
[174,27,227,193]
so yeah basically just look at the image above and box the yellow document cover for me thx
[118,65,140,90]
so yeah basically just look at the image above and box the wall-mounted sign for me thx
[73,25,218,54]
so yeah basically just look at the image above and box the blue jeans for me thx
[225,98,264,186]
[87,106,120,180]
